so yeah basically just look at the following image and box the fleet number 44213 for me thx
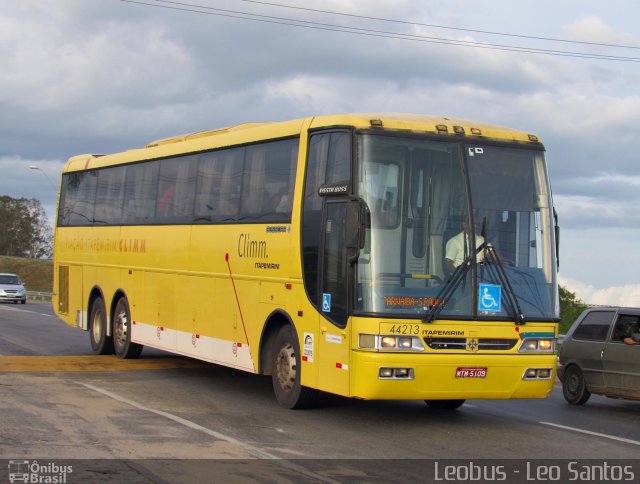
[388,324,420,335]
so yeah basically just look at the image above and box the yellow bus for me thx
[53,113,559,409]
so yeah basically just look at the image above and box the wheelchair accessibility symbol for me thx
[478,284,501,313]
[322,293,332,312]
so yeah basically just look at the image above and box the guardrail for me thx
[27,291,53,301]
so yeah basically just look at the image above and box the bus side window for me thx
[195,147,243,221]
[157,185,175,216]
[240,139,298,220]
[155,156,197,222]
[123,161,158,224]
[60,171,97,226]
[94,166,126,225]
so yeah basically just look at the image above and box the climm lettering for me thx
[65,238,146,253]
[119,239,146,253]
[238,233,268,259]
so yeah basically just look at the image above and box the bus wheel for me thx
[271,325,317,409]
[562,365,590,405]
[113,297,143,359]
[89,297,113,355]
[425,399,465,410]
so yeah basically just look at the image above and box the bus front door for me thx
[318,201,351,396]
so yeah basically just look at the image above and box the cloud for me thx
[557,227,640,290]
[565,15,639,46]
[554,193,640,229]
[560,276,640,307]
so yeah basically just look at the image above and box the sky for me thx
[1,0,639,306]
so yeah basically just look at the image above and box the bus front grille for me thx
[424,338,518,351]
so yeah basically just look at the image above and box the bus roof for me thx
[64,113,542,172]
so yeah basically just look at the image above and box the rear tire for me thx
[89,297,113,355]
[425,399,465,410]
[112,296,142,359]
[562,365,590,405]
[271,325,317,409]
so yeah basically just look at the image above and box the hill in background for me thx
[0,256,52,293]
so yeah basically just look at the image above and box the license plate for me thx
[455,367,487,378]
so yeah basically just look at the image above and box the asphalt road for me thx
[1,301,639,483]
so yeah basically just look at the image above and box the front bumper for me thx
[350,351,557,400]
[0,293,26,303]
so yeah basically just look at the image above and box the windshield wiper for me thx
[424,219,526,324]
[423,252,475,323]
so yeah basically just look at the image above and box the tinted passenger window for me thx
[156,156,197,222]
[240,139,298,220]
[122,162,159,224]
[59,171,98,226]
[95,166,125,225]
[572,311,615,341]
[58,137,298,227]
[195,148,243,221]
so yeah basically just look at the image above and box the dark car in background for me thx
[558,307,640,405]
[0,273,27,304]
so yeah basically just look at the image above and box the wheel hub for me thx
[275,343,296,391]
[114,310,127,346]
[91,311,102,341]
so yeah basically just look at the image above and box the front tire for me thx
[562,365,590,405]
[112,297,142,359]
[271,325,317,409]
[89,297,113,355]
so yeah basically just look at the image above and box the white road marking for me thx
[0,305,56,318]
[77,382,339,483]
[540,421,640,446]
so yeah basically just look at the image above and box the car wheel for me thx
[562,365,591,405]
[271,325,317,409]
[89,297,114,355]
[112,296,143,359]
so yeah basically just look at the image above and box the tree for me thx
[0,195,53,258]
[559,285,588,334]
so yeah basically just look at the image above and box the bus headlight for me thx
[519,338,555,353]
[398,337,413,348]
[358,334,425,351]
[538,339,553,351]
[359,334,376,349]
[523,368,554,380]
[379,367,414,379]
[381,336,397,348]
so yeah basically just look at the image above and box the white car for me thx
[0,273,27,304]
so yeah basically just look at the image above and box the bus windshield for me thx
[355,134,558,321]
